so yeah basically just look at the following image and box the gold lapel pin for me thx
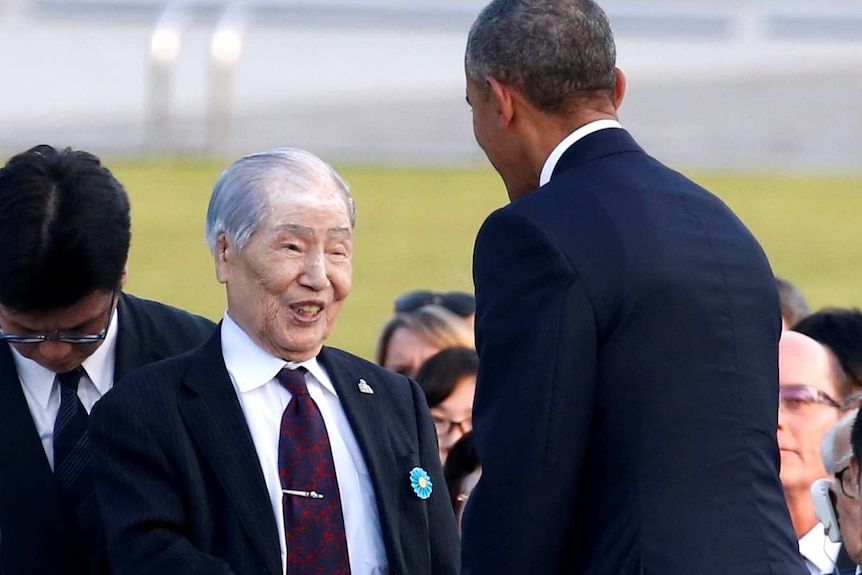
[358,379,374,394]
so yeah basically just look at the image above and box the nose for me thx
[299,250,330,292]
[36,340,74,366]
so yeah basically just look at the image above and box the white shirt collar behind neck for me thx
[539,119,622,187]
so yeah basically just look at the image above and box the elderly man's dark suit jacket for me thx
[0,293,215,575]
[461,128,807,574]
[89,328,460,575]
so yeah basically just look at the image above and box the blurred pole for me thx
[3,0,27,20]
[208,5,247,156]
[147,4,186,153]
[733,8,767,44]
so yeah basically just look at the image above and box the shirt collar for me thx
[538,119,622,187]
[220,312,337,397]
[798,522,842,574]
[10,306,119,408]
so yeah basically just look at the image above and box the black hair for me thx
[0,145,131,312]
[794,308,862,393]
[415,347,479,408]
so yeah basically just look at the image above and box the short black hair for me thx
[415,346,479,408]
[794,308,862,393]
[0,145,131,312]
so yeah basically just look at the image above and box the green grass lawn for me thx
[113,158,862,360]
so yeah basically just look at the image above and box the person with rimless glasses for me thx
[778,331,857,574]
[0,145,215,575]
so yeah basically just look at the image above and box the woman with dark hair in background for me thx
[415,346,478,464]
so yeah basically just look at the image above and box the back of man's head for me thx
[795,308,862,394]
[0,145,130,313]
[775,275,810,329]
[465,0,617,113]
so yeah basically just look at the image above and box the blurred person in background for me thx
[847,405,862,573]
[376,304,474,378]
[395,290,476,326]
[89,148,459,575]
[443,431,480,531]
[0,145,214,575]
[461,0,806,572]
[795,308,862,393]
[777,275,812,330]
[820,408,861,573]
[779,331,853,574]
[414,347,478,464]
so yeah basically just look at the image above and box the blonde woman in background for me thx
[376,304,474,378]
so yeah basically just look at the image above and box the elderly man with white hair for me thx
[90,148,460,575]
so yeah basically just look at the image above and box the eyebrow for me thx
[274,224,352,240]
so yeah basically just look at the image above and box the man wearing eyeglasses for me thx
[0,145,215,575]
[779,331,855,574]
[821,409,862,574]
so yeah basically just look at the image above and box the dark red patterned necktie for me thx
[277,367,351,575]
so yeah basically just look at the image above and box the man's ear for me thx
[119,264,129,289]
[487,77,515,128]
[214,234,232,285]
[612,67,627,110]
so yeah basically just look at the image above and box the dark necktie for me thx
[277,367,351,575]
[53,367,99,547]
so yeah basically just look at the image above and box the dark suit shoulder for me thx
[120,292,216,341]
[99,345,199,409]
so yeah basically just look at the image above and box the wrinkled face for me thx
[777,335,842,495]
[383,326,441,378]
[217,183,353,362]
[0,289,117,373]
[466,78,533,201]
[431,374,476,463]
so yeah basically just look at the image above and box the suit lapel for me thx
[178,332,281,575]
[0,343,67,536]
[317,348,407,569]
[113,293,152,382]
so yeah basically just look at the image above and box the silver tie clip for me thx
[282,489,324,499]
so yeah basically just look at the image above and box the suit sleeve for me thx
[408,377,461,575]
[461,208,598,574]
[90,387,236,575]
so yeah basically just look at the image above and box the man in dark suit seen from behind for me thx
[0,145,215,575]
[460,1,807,573]
[90,148,459,574]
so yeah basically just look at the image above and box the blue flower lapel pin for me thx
[357,378,374,394]
[409,467,432,499]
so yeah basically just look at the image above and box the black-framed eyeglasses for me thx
[0,289,117,345]
[395,290,475,318]
[778,384,841,411]
[432,415,473,437]
[836,466,858,499]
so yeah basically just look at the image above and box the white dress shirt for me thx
[799,522,842,575]
[221,312,388,575]
[539,118,622,186]
[12,307,119,470]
